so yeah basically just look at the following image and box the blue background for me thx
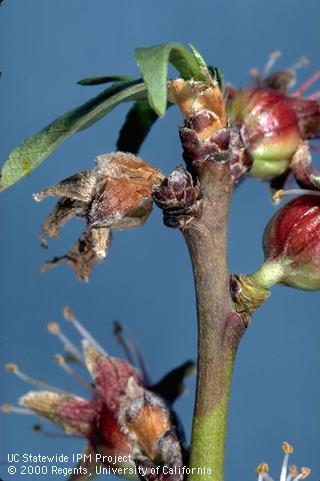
[1,1,320,480]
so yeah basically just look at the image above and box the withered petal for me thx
[20,391,98,437]
[95,152,163,184]
[39,197,87,248]
[34,170,97,203]
[41,228,111,282]
[89,177,154,229]
[91,227,112,261]
[83,342,141,413]
[111,198,153,231]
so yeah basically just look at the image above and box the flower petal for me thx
[41,228,111,282]
[83,341,141,412]
[89,177,154,229]
[20,391,98,437]
[39,198,87,247]
[34,170,97,203]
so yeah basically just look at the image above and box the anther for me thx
[48,322,84,364]
[282,442,294,455]
[289,57,309,74]
[293,468,311,481]
[257,463,269,474]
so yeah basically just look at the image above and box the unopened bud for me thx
[153,166,201,228]
[229,88,301,180]
[251,195,320,291]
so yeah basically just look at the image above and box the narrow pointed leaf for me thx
[116,99,159,154]
[0,79,147,191]
[189,44,208,69]
[77,75,134,86]
[208,65,225,90]
[135,43,207,117]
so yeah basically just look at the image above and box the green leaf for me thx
[116,99,159,154]
[208,66,225,91]
[189,44,208,69]
[0,79,147,191]
[135,43,207,117]
[77,75,134,86]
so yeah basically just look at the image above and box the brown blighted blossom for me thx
[3,308,194,481]
[34,152,164,281]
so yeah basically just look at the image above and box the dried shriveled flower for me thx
[228,52,320,184]
[34,152,164,281]
[256,442,311,481]
[3,308,195,481]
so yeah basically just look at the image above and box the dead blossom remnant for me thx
[3,308,196,481]
[34,152,164,281]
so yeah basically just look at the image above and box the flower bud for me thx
[152,166,201,228]
[229,88,301,180]
[253,194,320,290]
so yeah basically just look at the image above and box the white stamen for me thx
[289,57,309,74]
[54,354,95,393]
[2,404,34,415]
[280,454,290,481]
[48,323,84,364]
[263,51,282,78]
[63,307,108,357]
[17,370,65,394]
[5,363,65,394]
[292,468,311,481]
[263,473,274,481]
[273,189,320,203]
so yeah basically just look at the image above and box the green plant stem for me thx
[183,162,246,481]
